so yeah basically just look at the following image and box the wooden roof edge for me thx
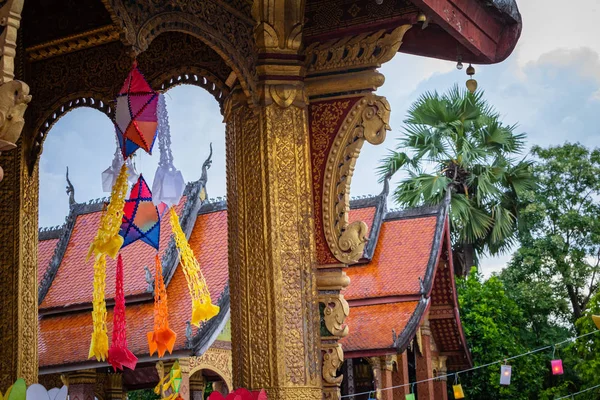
[393,297,431,352]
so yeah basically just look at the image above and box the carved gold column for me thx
[367,358,382,400]
[0,0,34,391]
[224,1,321,399]
[67,370,96,400]
[105,374,123,400]
[306,25,410,400]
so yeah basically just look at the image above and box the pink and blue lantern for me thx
[115,62,159,158]
[120,175,166,250]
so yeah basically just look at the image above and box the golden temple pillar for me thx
[224,2,322,399]
[0,0,34,389]
[104,373,124,400]
[225,85,321,399]
[305,24,411,400]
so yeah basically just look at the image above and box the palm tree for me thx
[378,86,534,275]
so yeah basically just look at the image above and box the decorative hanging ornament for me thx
[120,175,167,250]
[102,131,140,192]
[108,254,138,371]
[88,164,129,362]
[453,374,465,399]
[593,315,600,329]
[115,61,159,158]
[148,255,176,358]
[466,64,478,93]
[169,207,219,326]
[152,93,185,207]
[551,359,564,375]
[500,364,512,385]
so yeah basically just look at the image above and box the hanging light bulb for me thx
[375,0,384,4]
[453,374,465,399]
[453,384,465,399]
[500,364,512,386]
[466,64,477,93]
[551,359,564,375]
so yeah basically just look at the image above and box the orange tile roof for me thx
[343,216,438,300]
[348,206,376,235]
[40,202,185,309]
[340,302,419,352]
[38,239,58,285]
[39,209,229,367]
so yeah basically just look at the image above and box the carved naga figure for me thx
[0,80,32,182]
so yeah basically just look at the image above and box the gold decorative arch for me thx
[188,348,233,392]
[322,94,391,264]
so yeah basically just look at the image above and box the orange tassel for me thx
[147,255,176,357]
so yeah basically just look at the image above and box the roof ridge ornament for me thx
[66,166,76,207]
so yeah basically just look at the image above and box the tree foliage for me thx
[507,143,600,323]
[378,86,534,274]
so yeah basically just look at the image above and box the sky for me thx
[39,0,600,276]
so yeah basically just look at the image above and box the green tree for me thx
[378,86,534,274]
[457,269,549,399]
[508,143,600,323]
[127,389,159,400]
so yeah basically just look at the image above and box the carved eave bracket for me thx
[322,94,391,264]
[305,25,411,98]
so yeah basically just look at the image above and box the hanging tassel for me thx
[89,254,109,361]
[88,163,129,361]
[147,255,177,357]
[152,94,185,207]
[108,254,138,371]
[88,163,129,260]
[169,207,219,326]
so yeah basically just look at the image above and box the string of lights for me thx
[340,329,600,399]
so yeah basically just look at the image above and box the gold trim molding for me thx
[26,26,120,62]
[305,25,411,74]
[322,94,391,264]
[188,348,233,392]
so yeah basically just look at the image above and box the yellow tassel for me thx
[169,207,219,326]
[88,254,109,360]
[87,163,129,361]
[87,164,129,261]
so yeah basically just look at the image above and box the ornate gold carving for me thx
[320,295,349,338]
[383,355,396,372]
[189,349,232,391]
[26,26,120,62]
[68,370,96,385]
[0,79,30,157]
[252,0,304,53]
[322,94,391,264]
[101,0,257,99]
[225,91,320,398]
[0,0,24,83]
[306,25,411,73]
[316,269,350,290]
[432,356,448,377]
[0,143,39,389]
[322,343,344,385]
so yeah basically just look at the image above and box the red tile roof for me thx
[38,238,58,285]
[343,216,438,300]
[340,302,419,352]
[38,209,229,368]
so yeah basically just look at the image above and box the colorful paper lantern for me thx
[115,62,158,158]
[453,384,465,399]
[500,365,512,385]
[593,315,600,330]
[120,175,167,250]
[551,359,564,375]
[405,394,415,400]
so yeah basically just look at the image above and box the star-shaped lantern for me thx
[120,175,166,250]
[115,62,159,158]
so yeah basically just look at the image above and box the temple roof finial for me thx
[200,143,213,184]
[66,167,76,207]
